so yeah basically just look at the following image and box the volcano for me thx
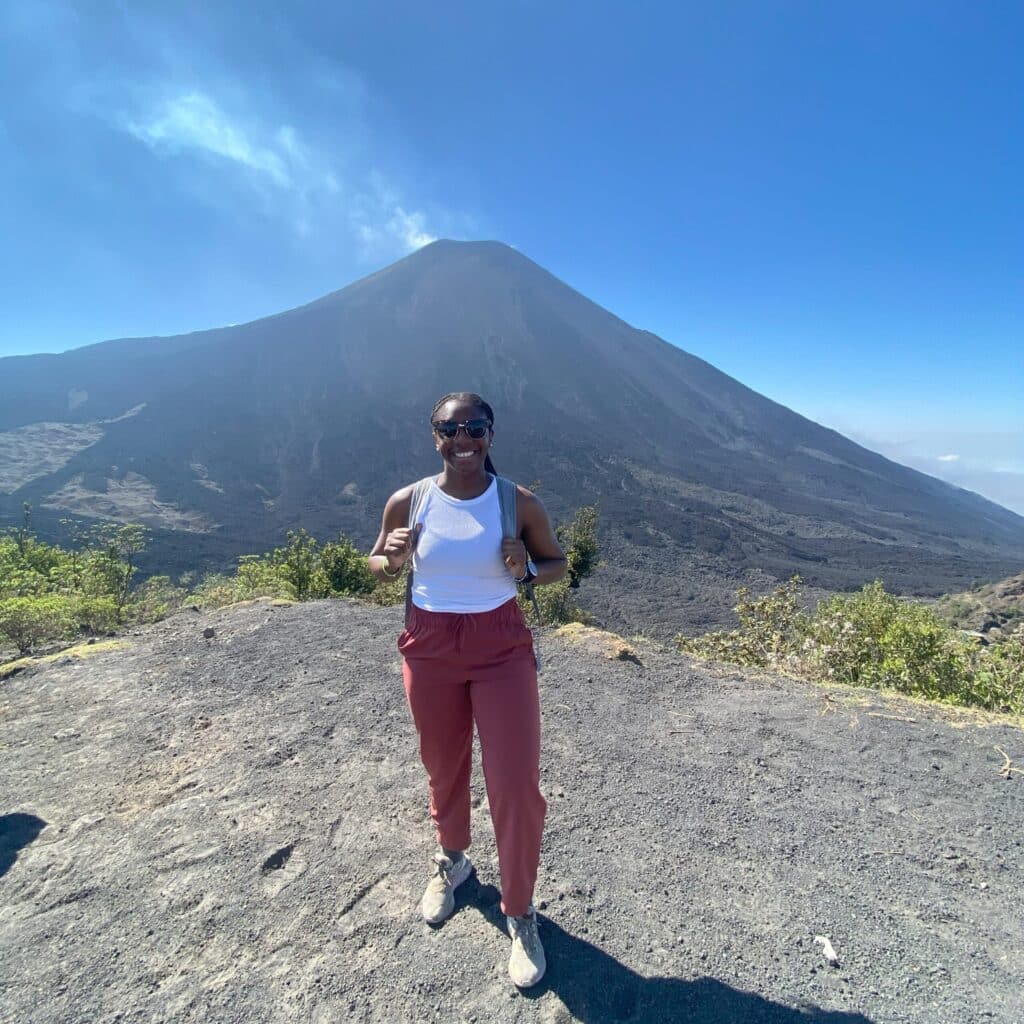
[2,240,1022,633]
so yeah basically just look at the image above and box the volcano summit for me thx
[2,240,1022,633]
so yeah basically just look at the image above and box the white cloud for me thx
[125,92,292,187]
[937,453,960,462]
[117,87,437,256]
[5,2,464,259]
[346,176,438,259]
[388,207,437,250]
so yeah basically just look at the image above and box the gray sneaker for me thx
[420,852,473,924]
[507,905,546,987]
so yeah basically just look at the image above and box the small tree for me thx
[0,596,78,655]
[235,557,297,601]
[124,576,189,625]
[86,523,148,613]
[558,505,600,589]
[528,576,592,626]
[516,505,601,624]
[320,534,377,596]
[57,517,93,593]
[270,529,323,601]
[0,545,49,599]
[15,502,31,556]
[72,596,119,636]
[806,581,969,700]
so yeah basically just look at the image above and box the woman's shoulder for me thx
[512,482,546,518]
[382,481,420,521]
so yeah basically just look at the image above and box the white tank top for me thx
[410,478,517,613]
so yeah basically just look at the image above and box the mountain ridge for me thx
[2,239,1022,634]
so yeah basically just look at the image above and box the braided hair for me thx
[431,392,497,475]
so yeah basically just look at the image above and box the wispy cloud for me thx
[389,207,437,250]
[937,453,960,462]
[113,83,441,257]
[125,92,293,187]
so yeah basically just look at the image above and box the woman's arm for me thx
[367,486,416,583]
[500,486,568,585]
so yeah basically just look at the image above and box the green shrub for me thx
[510,504,601,625]
[676,578,1023,716]
[805,581,970,700]
[966,625,1024,713]
[268,529,322,601]
[364,576,407,606]
[125,576,189,625]
[558,505,601,588]
[0,563,49,599]
[320,535,377,596]
[235,557,298,601]
[82,523,148,610]
[0,596,79,655]
[1,533,63,598]
[188,573,246,609]
[72,596,119,635]
[188,528,382,609]
[676,577,805,668]
[200,530,379,606]
[518,576,591,626]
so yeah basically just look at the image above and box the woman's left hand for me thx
[501,538,528,580]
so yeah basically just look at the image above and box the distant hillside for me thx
[933,570,1024,638]
[2,239,1023,635]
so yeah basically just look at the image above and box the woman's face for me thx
[432,398,493,476]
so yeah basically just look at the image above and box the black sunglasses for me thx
[432,417,492,440]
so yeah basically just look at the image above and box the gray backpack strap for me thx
[494,475,518,538]
[407,476,433,529]
[404,477,434,625]
[494,474,543,630]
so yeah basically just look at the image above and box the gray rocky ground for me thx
[1,598,1022,1023]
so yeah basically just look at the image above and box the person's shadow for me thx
[0,813,47,879]
[460,880,875,1023]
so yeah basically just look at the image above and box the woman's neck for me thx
[436,469,492,500]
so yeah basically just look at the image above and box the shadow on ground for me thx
[0,813,47,879]
[461,880,874,1024]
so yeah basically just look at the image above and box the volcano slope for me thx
[4,239,1024,639]
[1,598,1022,1024]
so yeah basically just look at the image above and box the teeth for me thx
[455,451,475,458]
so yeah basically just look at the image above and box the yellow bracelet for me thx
[379,556,402,578]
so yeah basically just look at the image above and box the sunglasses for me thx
[432,417,492,440]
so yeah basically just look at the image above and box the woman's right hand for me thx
[381,523,422,570]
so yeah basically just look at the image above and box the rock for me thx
[814,935,840,966]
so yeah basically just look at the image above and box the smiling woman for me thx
[367,391,567,988]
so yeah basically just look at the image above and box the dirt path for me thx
[1,598,1022,1023]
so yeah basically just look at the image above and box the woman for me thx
[368,392,567,987]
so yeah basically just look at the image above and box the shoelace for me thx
[511,914,541,955]
[429,855,454,890]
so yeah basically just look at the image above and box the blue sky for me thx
[2,1,1022,512]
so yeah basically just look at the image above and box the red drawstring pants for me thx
[399,598,546,917]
